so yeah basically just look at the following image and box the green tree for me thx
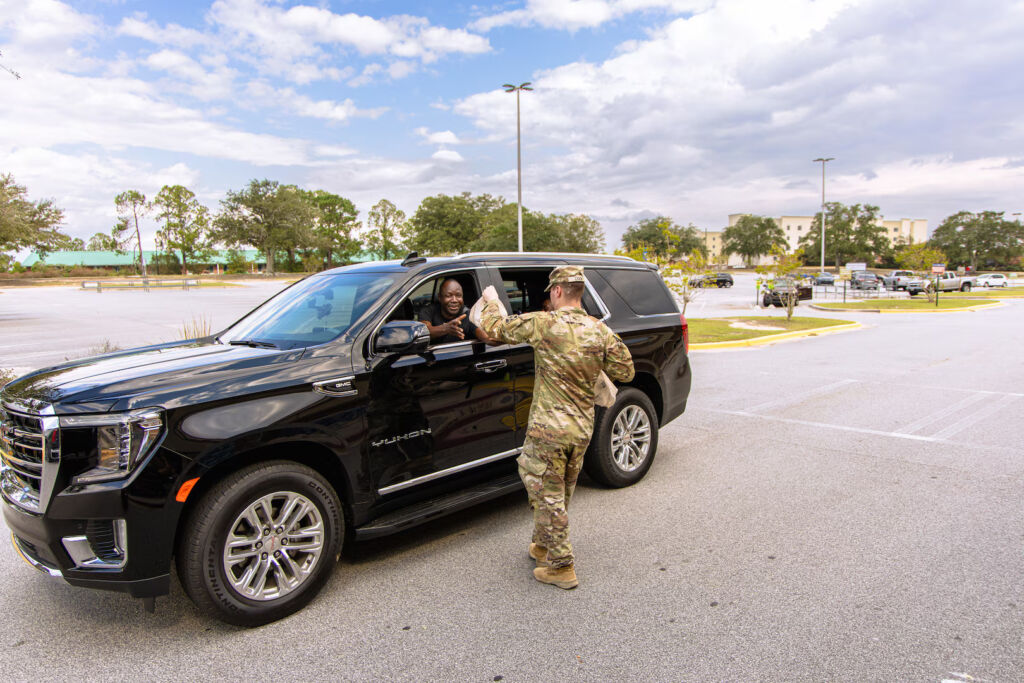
[67,237,85,250]
[87,232,117,251]
[722,214,787,267]
[224,249,252,274]
[153,185,212,275]
[300,189,361,268]
[0,173,68,259]
[470,205,605,253]
[930,210,1023,270]
[215,180,315,275]
[798,202,889,268]
[408,192,505,255]
[549,213,606,253]
[622,216,701,261]
[113,190,150,276]
[364,199,408,260]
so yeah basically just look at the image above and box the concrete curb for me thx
[808,301,1006,314]
[690,321,862,351]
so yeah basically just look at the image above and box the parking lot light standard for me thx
[813,157,834,270]
[503,82,532,252]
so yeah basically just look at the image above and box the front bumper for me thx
[3,495,171,598]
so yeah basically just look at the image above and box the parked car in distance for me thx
[759,277,813,307]
[689,272,734,288]
[849,271,881,290]
[881,270,915,291]
[813,272,835,285]
[975,273,1009,288]
[907,271,978,294]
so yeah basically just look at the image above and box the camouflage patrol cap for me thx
[545,265,585,291]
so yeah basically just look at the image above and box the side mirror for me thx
[375,320,430,355]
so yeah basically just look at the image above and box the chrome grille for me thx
[0,404,58,513]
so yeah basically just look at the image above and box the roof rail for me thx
[451,251,635,262]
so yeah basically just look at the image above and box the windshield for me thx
[219,272,401,349]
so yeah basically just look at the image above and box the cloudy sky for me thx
[2,0,1023,252]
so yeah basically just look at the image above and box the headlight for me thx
[59,409,164,484]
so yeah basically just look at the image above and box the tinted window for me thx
[499,267,604,318]
[598,268,677,315]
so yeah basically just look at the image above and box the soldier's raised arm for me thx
[603,329,634,383]
[480,299,544,346]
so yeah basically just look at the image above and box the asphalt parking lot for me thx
[1,281,1022,681]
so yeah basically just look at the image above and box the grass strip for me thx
[815,299,986,310]
[938,290,1024,298]
[689,316,852,343]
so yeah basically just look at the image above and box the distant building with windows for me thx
[710,213,928,267]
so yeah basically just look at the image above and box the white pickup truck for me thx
[907,272,978,295]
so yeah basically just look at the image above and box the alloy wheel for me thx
[222,491,325,601]
[610,405,652,472]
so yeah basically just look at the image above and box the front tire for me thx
[585,387,659,488]
[176,461,344,627]
[961,282,972,292]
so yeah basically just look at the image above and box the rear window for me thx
[597,268,677,315]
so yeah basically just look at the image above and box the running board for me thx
[355,474,523,540]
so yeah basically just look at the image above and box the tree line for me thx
[0,175,606,275]
[621,203,1024,271]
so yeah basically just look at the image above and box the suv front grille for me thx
[0,404,58,513]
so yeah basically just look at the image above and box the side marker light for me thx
[175,477,200,502]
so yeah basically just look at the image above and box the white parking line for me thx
[704,408,937,441]
[894,392,991,435]
[931,394,1021,440]
[744,379,859,414]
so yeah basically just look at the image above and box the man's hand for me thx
[481,285,498,303]
[440,314,466,340]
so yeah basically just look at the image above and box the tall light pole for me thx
[503,82,532,252]
[813,157,834,270]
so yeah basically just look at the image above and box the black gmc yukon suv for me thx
[1,252,691,625]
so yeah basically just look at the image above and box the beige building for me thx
[703,230,725,263]
[715,213,928,266]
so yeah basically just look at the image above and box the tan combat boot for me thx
[533,564,578,589]
[528,543,549,566]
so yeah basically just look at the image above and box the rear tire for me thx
[585,387,659,488]
[176,460,344,627]
[961,282,972,292]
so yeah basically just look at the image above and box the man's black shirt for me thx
[421,302,478,344]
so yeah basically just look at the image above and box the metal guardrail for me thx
[80,278,199,292]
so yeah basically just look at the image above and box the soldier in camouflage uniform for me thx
[481,266,634,589]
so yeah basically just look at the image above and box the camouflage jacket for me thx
[481,302,635,446]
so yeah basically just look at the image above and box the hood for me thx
[1,339,310,414]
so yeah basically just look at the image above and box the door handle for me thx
[474,359,507,373]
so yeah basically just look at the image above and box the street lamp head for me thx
[503,82,533,92]
[812,157,835,163]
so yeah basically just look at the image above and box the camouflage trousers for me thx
[517,436,588,569]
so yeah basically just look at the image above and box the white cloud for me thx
[245,81,388,122]
[432,149,465,162]
[472,0,711,31]
[416,128,462,145]
[201,0,491,83]
[117,15,209,48]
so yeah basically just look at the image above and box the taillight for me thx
[680,313,689,354]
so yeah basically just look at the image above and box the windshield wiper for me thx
[228,339,278,349]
